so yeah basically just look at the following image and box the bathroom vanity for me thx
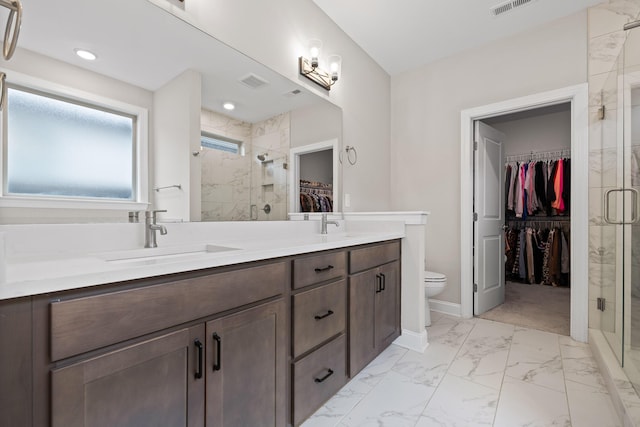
[0,222,403,427]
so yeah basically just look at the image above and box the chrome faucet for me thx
[145,210,167,248]
[321,213,339,234]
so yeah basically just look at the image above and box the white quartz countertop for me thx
[0,220,405,300]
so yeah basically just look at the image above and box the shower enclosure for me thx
[596,17,640,398]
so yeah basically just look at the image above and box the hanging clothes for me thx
[505,157,570,219]
[505,224,570,286]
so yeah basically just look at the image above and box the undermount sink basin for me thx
[96,244,240,264]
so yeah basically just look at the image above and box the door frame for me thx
[288,139,340,213]
[460,84,589,342]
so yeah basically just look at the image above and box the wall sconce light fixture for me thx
[299,39,341,91]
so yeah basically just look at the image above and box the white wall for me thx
[300,150,333,184]
[485,108,572,156]
[153,70,202,222]
[155,0,392,212]
[390,12,588,305]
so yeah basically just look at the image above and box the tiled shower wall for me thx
[200,109,290,221]
[587,0,640,332]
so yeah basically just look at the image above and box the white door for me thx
[474,121,506,315]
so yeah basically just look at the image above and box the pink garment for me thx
[551,160,564,212]
[515,163,525,218]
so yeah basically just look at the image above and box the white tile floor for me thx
[302,312,621,427]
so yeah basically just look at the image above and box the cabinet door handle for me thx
[314,265,334,273]
[380,273,386,291]
[314,310,334,320]
[375,274,382,293]
[194,339,203,379]
[314,368,334,383]
[212,333,221,371]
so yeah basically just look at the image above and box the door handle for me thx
[212,333,221,371]
[194,339,203,379]
[604,188,639,224]
[375,274,382,293]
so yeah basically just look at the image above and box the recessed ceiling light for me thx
[223,102,235,111]
[74,48,97,61]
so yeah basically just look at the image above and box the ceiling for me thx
[16,0,323,123]
[311,0,602,75]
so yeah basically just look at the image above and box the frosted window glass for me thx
[6,87,135,199]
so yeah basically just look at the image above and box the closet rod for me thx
[505,148,570,163]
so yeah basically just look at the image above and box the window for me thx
[200,132,243,155]
[1,80,148,209]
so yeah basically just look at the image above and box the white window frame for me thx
[0,71,149,210]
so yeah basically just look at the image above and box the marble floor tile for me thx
[300,370,374,427]
[447,320,514,390]
[415,373,499,426]
[561,341,608,390]
[493,376,571,427]
[505,327,565,392]
[304,313,621,427]
[341,370,436,427]
[565,379,621,427]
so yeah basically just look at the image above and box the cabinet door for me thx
[51,326,205,427]
[206,300,286,427]
[348,269,377,376]
[375,261,400,348]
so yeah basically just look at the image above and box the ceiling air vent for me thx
[239,73,269,89]
[490,0,535,17]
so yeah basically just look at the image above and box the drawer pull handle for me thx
[314,310,334,320]
[212,333,222,371]
[194,339,203,379]
[314,265,334,273]
[380,273,386,291]
[314,369,334,383]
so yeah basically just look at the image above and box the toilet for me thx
[425,270,447,326]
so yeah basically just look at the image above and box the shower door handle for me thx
[604,188,639,224]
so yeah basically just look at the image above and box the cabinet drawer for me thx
[349,240,400,274]
[293,334,347,426]
[50,261,287,361]
[293,250,346,289]
[292,280,346,358]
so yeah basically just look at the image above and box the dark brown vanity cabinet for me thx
[51,326,205,427]
[348,241,401,376]
[291,250,349,426]
[206,300,286,427]
[47,261,288,427]
[0,239,402,427]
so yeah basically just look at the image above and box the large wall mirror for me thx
[4,0,342,222]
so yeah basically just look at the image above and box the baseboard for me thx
[393,328,429,353]
[429,299,462,317]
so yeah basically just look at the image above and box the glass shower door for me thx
[623,22,640,393]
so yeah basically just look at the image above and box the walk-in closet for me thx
[476,103,572,335]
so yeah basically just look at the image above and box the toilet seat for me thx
[424,270,446,283]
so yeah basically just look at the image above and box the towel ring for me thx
[0,0,22,60]
[340,145,357,165]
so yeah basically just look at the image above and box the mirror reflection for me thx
[8,0,342,221]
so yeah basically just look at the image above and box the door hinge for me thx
[473,212,478,221]
[473,283,478,292]
[597,297,606,311]
[473,141,478,151]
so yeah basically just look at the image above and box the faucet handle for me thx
[146,209,167,220]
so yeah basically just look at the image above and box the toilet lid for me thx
[424,270,446,282]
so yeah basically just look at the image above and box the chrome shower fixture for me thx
[257,153,268,161]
